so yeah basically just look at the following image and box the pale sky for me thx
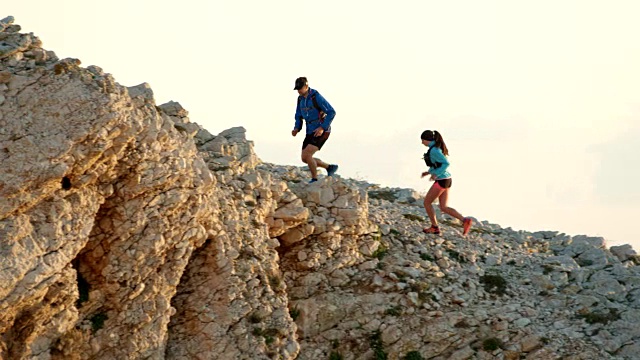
[5,1,640,250]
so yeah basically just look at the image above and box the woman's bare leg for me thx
[424,183,445,226]
[438,189,465,222]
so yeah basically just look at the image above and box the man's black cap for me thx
[293,77,308,90]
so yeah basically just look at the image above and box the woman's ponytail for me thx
[434,131,449,156]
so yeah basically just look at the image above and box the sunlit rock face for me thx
[2,16,639,360]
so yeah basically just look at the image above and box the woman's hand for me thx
[421,171,429,178]
[430,174,436,181]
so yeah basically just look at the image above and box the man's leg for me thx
[313,132,335,175]
[301,144,320,179]
[315,158,329,170]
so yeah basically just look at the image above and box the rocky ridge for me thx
[1,16,639,359]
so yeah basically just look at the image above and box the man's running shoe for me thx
[327,164,339,176]
[309,178,318,184]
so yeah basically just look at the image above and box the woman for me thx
[420,130,472,236]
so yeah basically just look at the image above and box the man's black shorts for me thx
[302,132,331,150]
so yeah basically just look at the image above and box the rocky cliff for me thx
[1,16,639,360]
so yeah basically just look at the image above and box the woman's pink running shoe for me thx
[423,226,440,235]
[462,217,473,236]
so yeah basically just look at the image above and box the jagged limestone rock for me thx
[1,16,639,360]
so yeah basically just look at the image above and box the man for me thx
[292,77,339,183]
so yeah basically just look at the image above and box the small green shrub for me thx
[385,306,402,316]
[480,274,507,295]
[390,229,401,235]
[577,309,620,324]
[470,227,499,235]
[369,331,387,360]
[249,312,262,323]
[374,349,388,360]
[372,246,388,260]
[289,307,300,321]
[369,190,396,202]
[269,275,283,290]
[420,253,434,261]
[253,327,279,345]
[445,249,466,263]
[403,214,424,222]
[329,351,343,360]
[409,282,429,293]
[482,337,502,351]
[90,312,107,333]
[403,351,424,360]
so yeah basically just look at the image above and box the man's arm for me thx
[315,93,336,130]
[294,97,303,132]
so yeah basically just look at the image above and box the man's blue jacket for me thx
[294,88,336,134]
